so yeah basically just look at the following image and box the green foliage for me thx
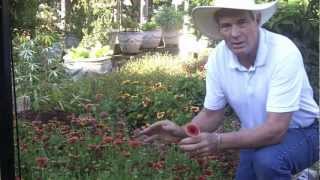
[94,45,113,58]
[68,0,117,47]
[13,32,70,111]
[141,21,160,31]
[36,3,61,33]
[70,48,90,59]
[11,0,37,32]
[11,1,61,35]
[265,0,319,51]
[100,54,205,127]
[121,16,140,31]
[155,6,184,31]
[26,53,206,126]
[120,0,140,31]
[69,45,113,60]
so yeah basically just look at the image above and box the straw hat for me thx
[192,0,278,40]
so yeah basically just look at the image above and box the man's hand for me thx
[179,132,220,157]
[136,120,185,144]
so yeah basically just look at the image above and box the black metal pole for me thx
[0,0,16,179]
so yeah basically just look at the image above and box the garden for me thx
[11,0,318,179]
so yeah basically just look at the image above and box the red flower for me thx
[128,139,142,148]
[198,175,207,180]
[149,160,165,170]
[102,136,113,144]
[35,157,48,169]
[203,169,213,176]
[196,158,209,169]
[185,123,200,137]
[113,138,124,145]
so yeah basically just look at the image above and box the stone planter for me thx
[107,30,118,51]
[63,55,113,79]
[161,29,180,47]
[141,29,162,49]
[118,32,144,54]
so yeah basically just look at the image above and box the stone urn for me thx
[63,55,113,79]
[118,31,144,54]
[161,29,180,47]
[141,29,162,49]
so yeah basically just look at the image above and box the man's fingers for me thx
[179,141,206,152]
[190,147,210,158]
[144,134,160,143]
[135,134,148,142]
[179,136,201,145]
[162,124,174,131]
[137,120,167,136]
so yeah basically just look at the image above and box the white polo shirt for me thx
[204,28,319,129]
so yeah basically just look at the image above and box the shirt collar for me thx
[227,28,268,71]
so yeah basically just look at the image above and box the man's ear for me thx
[255,12,262,25]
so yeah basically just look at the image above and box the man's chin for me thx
[231,49,246,56]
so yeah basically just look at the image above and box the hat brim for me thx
[192,1,278,40]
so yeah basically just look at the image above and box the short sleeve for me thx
[266,52,304,112]
[204,50,227,110]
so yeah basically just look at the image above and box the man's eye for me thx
[220,24,231,28]
[238,19,249,26]
[220,24,231,29]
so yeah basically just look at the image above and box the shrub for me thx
[154,6,184,31]
[141,21,160,31]
[13,32,69,111]
[68,45,113,60]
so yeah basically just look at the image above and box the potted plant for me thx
[141,20,162,49]
[154,6,184,47]
[63,44,114,78]
[118,16,144,54]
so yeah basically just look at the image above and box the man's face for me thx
[217,10,260,57]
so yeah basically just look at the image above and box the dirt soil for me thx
[17,110,74,124]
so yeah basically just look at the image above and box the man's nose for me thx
[231,25,241,37]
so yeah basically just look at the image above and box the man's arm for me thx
[191,107,225,133]
[220,112,292,149]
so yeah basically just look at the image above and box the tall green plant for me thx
[265,0,319,51]
[67,0,117,48]
[13,33,69,111]
[154,6,184,31]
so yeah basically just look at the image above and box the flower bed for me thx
[16,53,239,179]
[18,113,238,179]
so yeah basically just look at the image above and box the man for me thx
[138,0,319,179]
